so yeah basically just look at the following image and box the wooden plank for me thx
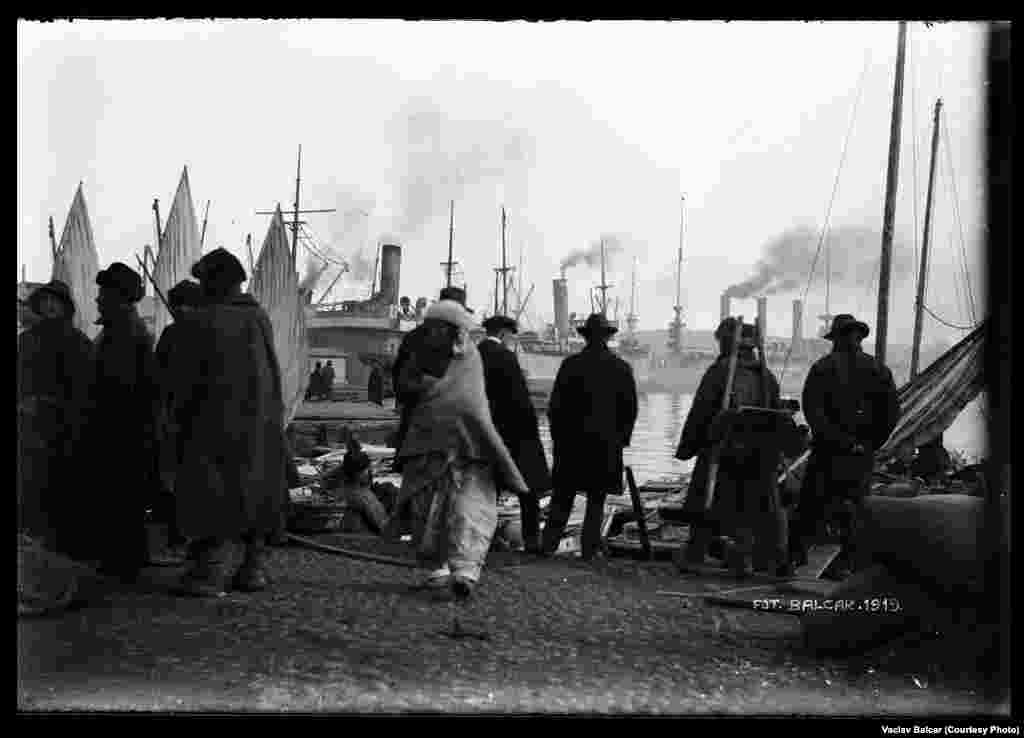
[796,544,843,580]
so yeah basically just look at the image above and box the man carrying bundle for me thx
[17,280,95,553]
[673,318,795,578]
[170,248,290,597]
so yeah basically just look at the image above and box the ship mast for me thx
[626,255,639,338]
[493,206,515,316]
[596,237,612,315]
[910,97,943,379]
[669,195,686,353]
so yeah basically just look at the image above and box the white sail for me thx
[249,208,311,425]
[152,167,203,339]
[51,184,100,340]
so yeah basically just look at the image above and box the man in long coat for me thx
[170,248,289,597]
[478,314,552,554]
[540,313,638,561]
[152,279,204,561]
[673,318,794,577]
[789,314,900,570]
[80,263,161,580]
[17,281,95,552]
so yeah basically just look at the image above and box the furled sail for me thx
[876,322,986,464]
[51,184,100,340]
[152,167,202,340]
[249,208,311,425]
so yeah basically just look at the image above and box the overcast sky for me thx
[18,19,990,347]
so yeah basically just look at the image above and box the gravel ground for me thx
[17,536,1009,716]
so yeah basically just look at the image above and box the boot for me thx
[233,537,271,592]
[175,539,229,597]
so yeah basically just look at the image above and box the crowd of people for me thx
[18,261,900,605]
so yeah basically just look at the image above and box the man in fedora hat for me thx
[540,313,638,561]
[789,313,900,573]
[17,280,95,552]
[168,248,290,596]
[673,317,795,577]
[478,314,552,554]
[74,262,160,581]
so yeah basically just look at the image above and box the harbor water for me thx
[535,392,989,487]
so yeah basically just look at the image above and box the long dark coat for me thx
[478,338,552,495]
[17,318,95,546]
[170,294,288,540]
[78,309,160,566]
[548,343,638,494]
[675,355,783,525]
[801,348,900,499]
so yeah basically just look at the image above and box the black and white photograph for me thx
[17,17,1012,718]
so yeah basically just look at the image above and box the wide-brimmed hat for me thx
[577,312,618,339]
[190,248,247,290]
[27,280,76,317]
[425,299,476,332]
[482,314,518,334]
[714,317,758,345]
[96,262,144,304]
[438,285,474,313]
[824,314,870,340]
[167,279,203,309]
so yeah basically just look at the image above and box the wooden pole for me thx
[501,207,509,315]
[446,199,455,288]
[875,21,908,367]
[199,200,211,249]
[625,467,651,561]
[705,316,744,512]
[910,98,943,379]
[48,216,58,268]
[292,145,302,266]
[152,199,163,253]
[246,234,255,276]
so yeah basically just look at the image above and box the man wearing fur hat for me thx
[391,296,529,599]
[673,317,794,578]
[789,314,900,572]
[17,280,95,551]
[76,262,160,580]
[540,313,638,561]
[478,314,551,554]
[168,248,290,596]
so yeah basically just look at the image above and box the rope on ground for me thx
[286,533,418,568]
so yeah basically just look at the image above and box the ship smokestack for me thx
[378,243,401,306]
[757,296,768,342]
[553,277,570,342]
[720,293,731,321]
[792,299,804,356]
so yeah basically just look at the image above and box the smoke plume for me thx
[298,256,329,294]
[724,225,915,299]
[392,97,535,239]
[559,234,629,276]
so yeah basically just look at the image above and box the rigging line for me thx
[921,303,975,331]
[940,115,978,323]
[778,47,872,388]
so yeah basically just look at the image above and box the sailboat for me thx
[249,207,312,425]
[50,184,101,339]
[151,167,203,341]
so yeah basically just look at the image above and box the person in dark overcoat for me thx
[478,314,552,554]
[78,263,160,581]
[539,313,638,560]
[789,314,900,570]
[151,279,204,561]
[17,281,95,552]
[673,318,795,577]
[170,248,289,597]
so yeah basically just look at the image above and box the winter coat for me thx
[548,342,638,494]
[170,293,289,540]
[675,354,786,524]
[478,337,552,495]
[17,318,95,543]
